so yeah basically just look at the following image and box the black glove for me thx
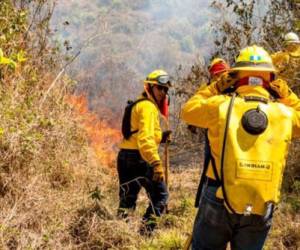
[161,130,172,143]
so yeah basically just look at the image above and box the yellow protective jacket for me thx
[181,84,300,215]
[119,94,162,165]
[271,48,300,87]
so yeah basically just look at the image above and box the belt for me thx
[206,177,221,187]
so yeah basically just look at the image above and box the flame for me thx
[67,95,121,167]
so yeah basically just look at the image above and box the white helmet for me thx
[284,32,300,44]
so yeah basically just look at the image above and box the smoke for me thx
[51,0,215,122]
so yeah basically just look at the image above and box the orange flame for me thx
[67,95,121,167]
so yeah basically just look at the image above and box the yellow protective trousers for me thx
[216,94,293,215]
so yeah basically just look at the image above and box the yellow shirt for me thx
[119,95,162,165]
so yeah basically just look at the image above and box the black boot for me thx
[139,216,157,236]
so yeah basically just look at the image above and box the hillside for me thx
[51,0,215,121]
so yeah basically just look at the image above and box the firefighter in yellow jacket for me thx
[117,69,171,234]
[181,45,300,250]
[271,32,300,88]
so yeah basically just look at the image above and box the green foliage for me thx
[0,48,16,68]
[211,0,295,60]
[141,231,184,250]
[283,180,300,213]
[0,1,27,48]
[293,180,300,193]
[52,0,214,121]
[0,1,27,71]
[89,186,104,201]
[0,1,89,247]
[287,196,300,213]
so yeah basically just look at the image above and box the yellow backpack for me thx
[213,94,293,216]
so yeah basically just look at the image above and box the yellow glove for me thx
[212,72,237,93]
[152,162,164,182]
[269,78,290,98]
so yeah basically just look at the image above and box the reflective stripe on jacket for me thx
[119,95,162,165]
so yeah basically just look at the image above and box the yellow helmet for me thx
[284,32,300,45]
[231,45,276,73]
[144,69,172,87]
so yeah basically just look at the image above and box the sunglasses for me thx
[156,85,169,93]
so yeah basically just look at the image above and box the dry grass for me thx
[0,144,299,249]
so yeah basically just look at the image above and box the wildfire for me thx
[67,95,122,167]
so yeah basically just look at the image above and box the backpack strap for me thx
[195,131,210,207]
[128,98,148,136]
[121,98,149,139]
[219,93,237,214]
[209,151,221,184]
[195,131,221,207]
[196,94,237,213]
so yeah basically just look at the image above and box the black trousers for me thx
[117,149,169,221]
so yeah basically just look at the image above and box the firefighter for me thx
[271,32,300,88]
[181,45,300,250]
[117,69,171,235]
[194,58,230,208]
